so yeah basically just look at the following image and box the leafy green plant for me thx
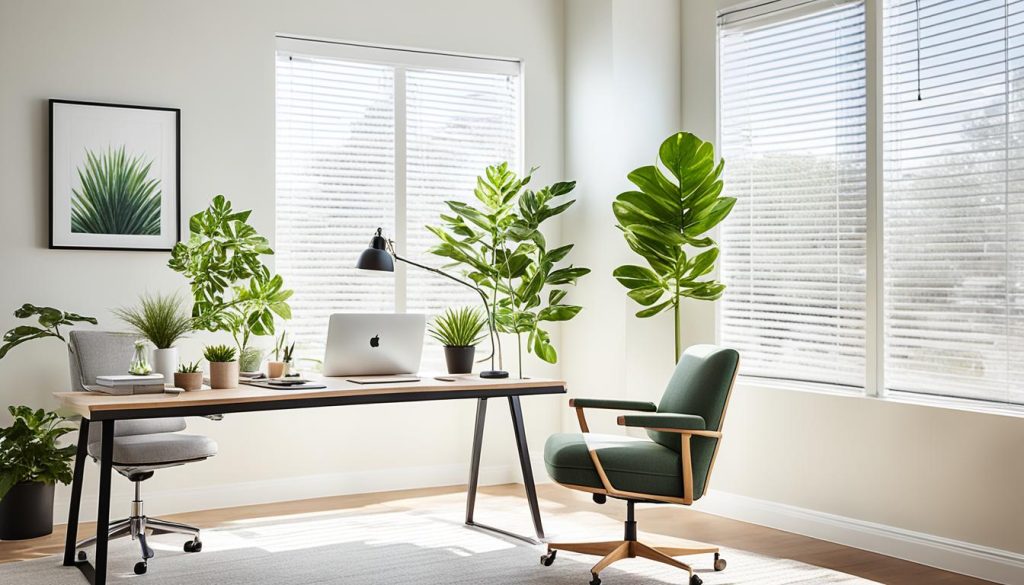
[428,163,589,376]
[168,195,293,356]
[0,406,76,500]
[612,132,736,362]
[0,304,97,360]
[177,360,201,373]
[239,346,264,372]
[70,146,162,235]
[273,331,289,361]
[113,293,193,349]
[203,344,237,363]
[428,307,488,348]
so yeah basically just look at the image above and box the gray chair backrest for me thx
[68,330,186,441]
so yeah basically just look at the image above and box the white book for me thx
[96,374,165,387]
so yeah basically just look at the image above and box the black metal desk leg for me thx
[465,398,487,525]
[62,419,90,566]
[93,420,114,585]
[508,396,545,540]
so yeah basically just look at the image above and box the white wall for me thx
[0,0,565,519]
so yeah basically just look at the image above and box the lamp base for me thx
[480,370,510,379]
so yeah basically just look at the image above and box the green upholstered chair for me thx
[541,344,739,585]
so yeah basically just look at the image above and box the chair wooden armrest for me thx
[568,398,657,433]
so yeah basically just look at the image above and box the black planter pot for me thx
[443,346,476,374]
[0,481,55,540]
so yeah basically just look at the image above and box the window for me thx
[275,38,521,363]
[718,0,1024,406]
[883,0,1024,404]
[718,0,868,389]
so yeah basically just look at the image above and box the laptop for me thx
[323,313,425,377]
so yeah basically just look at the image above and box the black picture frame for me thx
[49,99,181,251]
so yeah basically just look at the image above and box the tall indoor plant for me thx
[428,163,589,378]
[114,292,194,384]
[168,195,293,361]
[0,304,95,539]
[612,132,735,362]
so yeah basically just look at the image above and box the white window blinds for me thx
[883,0,1024,404]
[276,41,521,365]
[718,0,868,388]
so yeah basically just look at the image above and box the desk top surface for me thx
[53,374,567,420]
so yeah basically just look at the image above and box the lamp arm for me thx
[393,253,500,369]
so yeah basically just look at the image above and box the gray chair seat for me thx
[545,433,684,498]
[89,433,218,467]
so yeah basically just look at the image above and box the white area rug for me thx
[2,498,877,584]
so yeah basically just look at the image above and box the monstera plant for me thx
[168,195,292,357]
[428,163,589,378]
[613,132,735,362]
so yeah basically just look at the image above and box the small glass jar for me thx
[129,340,152,375]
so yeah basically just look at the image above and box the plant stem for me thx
[674,280,682,364]
[517,332,523,379]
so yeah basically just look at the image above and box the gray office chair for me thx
[68,331,218,576]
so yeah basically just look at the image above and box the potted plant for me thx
[267,331,289,378]
[174,361,203,391]
[239,346,264,376]
[114,293,194,384]
[428,307,487,375]
[0,304,96,540]
[612,132,735,363]
[428,163,589,378]
[168,195,293,372]
[0,406,76,540]
[204,344,238,389]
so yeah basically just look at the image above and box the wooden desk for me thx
[54,374,566,585]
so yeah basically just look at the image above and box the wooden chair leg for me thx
[547,541,624,557]
[634,542,694,576]
[591,541,631,576]
[655,544,719,557]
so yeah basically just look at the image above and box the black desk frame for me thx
[61,384,564,585]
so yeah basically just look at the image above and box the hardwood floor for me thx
[0,483,991,584]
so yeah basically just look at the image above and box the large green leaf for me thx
[613,132,733,362]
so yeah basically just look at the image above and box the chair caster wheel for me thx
[76,551,87,562]
[134,561,148,575]
[540,550,557,566]
[590,573,601,585]
[689,574,703,585]
[714,552,727,571]
[184,538,202,553]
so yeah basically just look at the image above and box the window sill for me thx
[734,376,1024,419]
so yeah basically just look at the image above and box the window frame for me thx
[274,35,524,314]
[713,0,1024,413]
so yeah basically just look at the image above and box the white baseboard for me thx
[698,490,1024,585]
[56,457,550,525]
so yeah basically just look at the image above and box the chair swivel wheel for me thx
[540,550,557,566]
[134,561,148,575]
[76,550,87,562]
[689,574,703,585]
[184,538,203,553]
[714,552,727,571]
[589,573,601,585]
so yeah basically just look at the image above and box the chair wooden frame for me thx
[544,359,739,584]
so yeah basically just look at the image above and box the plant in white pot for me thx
[204,344,238,389]
[114,293,194,386]
[0,303,96,540]
[428,307,487,375]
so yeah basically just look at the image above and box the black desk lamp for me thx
[356,227,509,379]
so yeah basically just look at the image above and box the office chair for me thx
[541,344,739,585]
[68,331,218,575]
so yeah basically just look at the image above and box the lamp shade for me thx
[356,228,395,272]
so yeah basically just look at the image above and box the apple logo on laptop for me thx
[370,334,380,348]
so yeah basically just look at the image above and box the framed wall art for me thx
[49,99,180,251]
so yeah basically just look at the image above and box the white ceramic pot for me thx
[152,347,178,387]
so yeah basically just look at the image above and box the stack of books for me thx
[92,374,166,395]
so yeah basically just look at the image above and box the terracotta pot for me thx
[209,361,239,389]
[174,371,203,391]
[267,361,287,379]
